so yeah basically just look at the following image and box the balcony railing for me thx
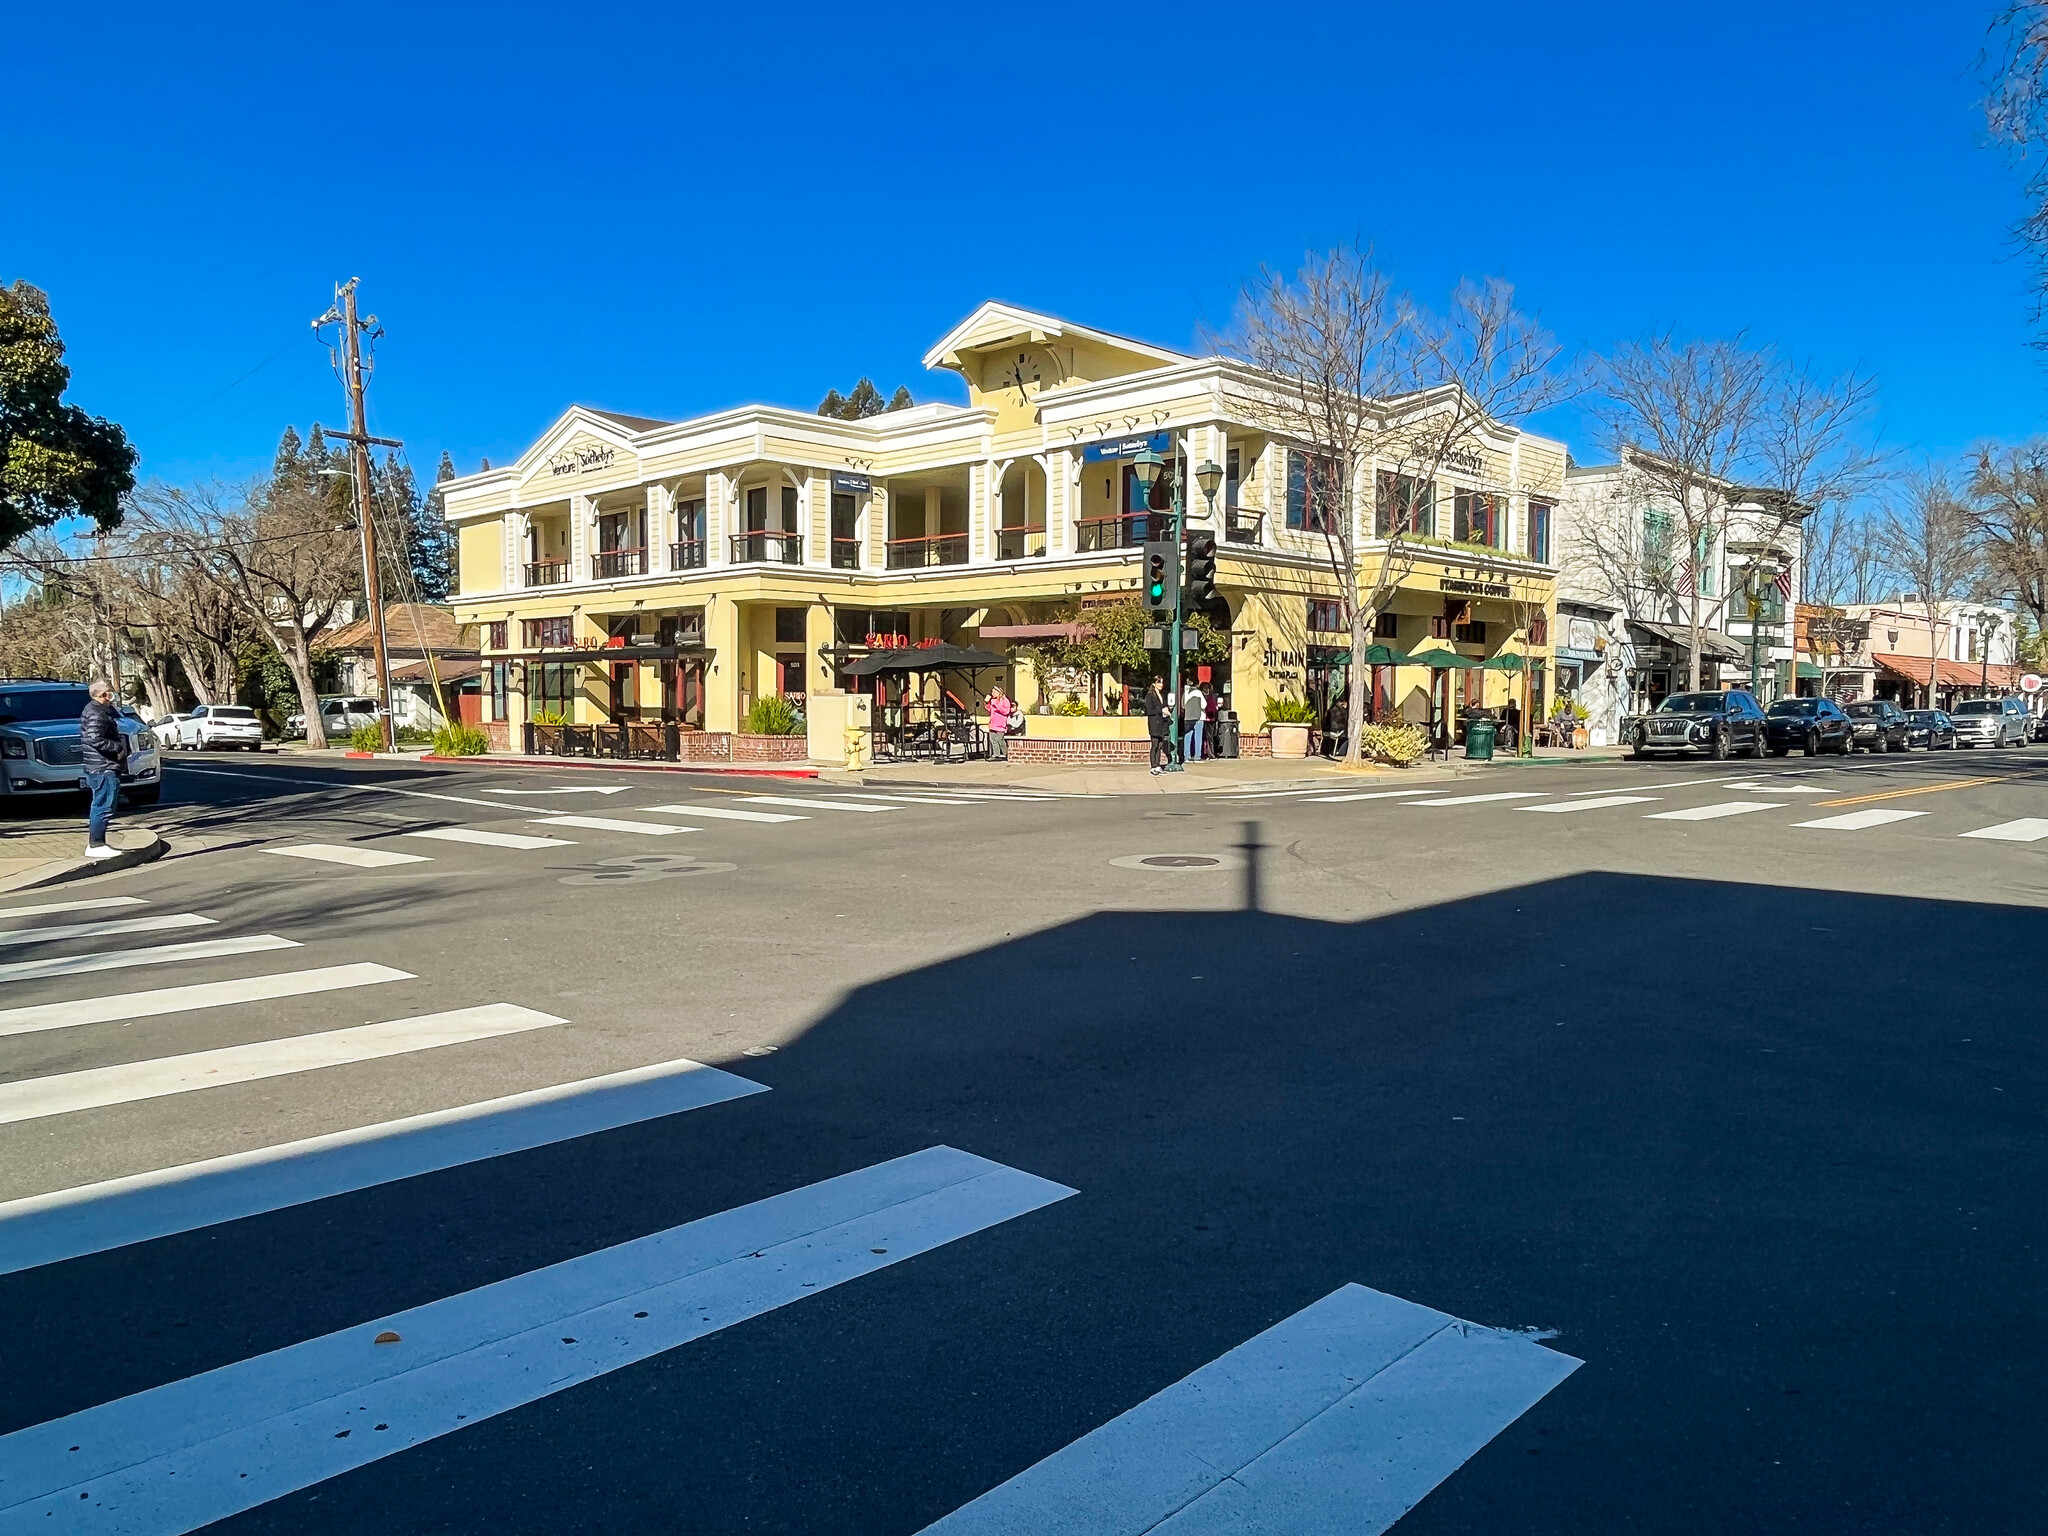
[592,547,647,579]
[994,524,1048,560]
[524,559,571,586]
[886,532,969,569]
[1073,513,1150,552]
[830,537,862,570]
[730,531,803,564]
[1224,506,1266,545]
[670,539,707,570]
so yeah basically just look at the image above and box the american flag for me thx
[1774,566,1795,601]
[1676,556,1696,598]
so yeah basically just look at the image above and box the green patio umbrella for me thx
[1407,648,1482,669]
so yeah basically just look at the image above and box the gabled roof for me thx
[582,407,673,431]
[323,604,478,657]
[921,301,1186,373]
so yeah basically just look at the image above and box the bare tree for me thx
[1985,5,2048,329]
[1881,469,1983,707]
[1218,250,1571,763]
[131,478,358,747]
[1966,440,2048,632]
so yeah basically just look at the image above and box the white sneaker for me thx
[82,844,118,861]
[1150,766,1162,776]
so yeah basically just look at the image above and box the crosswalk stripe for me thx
[0,1056,767,1276]
[1722,782,1834,793]
[0,962,411,1041]
[925,791,1062,802]
[739,795,895,813]
[1645,801,1776,821]
[530,815,686,835]
[0,1002,558,1128]
[0,934,298,988]
[919,1282,1577,1536]
[265,843,432,868]
[1216,789,1337,801]
[1569,774,1745,795]
[1794,808,1929,831]
[0,912,212,950]
[0,896,146,920]
[836,793,977,805]
[1304,790,1435,803]
[1406,791,1550,807]
[1958,818,2048,842]
[0,1147,1074,1531]
[1520,795,1659,814]
[400,827,574,850]
[643,804,806,823]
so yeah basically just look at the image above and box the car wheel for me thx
[1708,727,1728,760]
[1805,730,1820,757]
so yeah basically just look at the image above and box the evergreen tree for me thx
[0,280,137,546]
[817,377,914,419]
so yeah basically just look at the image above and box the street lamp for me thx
[1128,444,1187,768]
[1195,458,1224,511]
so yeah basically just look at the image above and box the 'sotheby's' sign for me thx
[550,444,616,478]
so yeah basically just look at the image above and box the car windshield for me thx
[1951,701,2000,715]
[211,707,256,720]
[0,688,92,724]
[1768,700,1817,717]
[1657,694,1725,714]
[1907,711,1941,724]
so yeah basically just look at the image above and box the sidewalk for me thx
[0,823,165,893]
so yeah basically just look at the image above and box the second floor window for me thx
[1225,448,1241,508]
[1528,500,1552,563]
[486,621,507,650]
[1308,599,1345,632]
[1643,507,1674,580]
[1453,489,1502,549]
[1287,451,1340,532]
[522,616,573,648]
[1375,471,1434,537]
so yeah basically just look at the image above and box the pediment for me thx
[514,410,643,492]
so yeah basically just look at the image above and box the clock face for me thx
[1003,350,1041,401]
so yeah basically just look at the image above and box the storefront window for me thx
[531,662,580,717]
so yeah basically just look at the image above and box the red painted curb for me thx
[418,754,820,780]
[343,750,376,759]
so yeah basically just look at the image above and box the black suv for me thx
[1625,690,1771,759]
[1844,698,1911,753]
[1765,697,1854,756]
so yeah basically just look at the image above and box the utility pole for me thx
[314,279,399,752]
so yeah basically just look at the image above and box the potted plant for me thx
[1265,695,1316,758]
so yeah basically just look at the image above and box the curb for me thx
[418,754,820,780]
[0,828,168,895]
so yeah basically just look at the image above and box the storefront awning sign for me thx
[831,470,871,493]
[1082,431,1171,462]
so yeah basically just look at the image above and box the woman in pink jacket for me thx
[985,684,1018,759]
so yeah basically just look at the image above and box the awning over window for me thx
[1626,620,1747,661]
[1871,652,2018,689]
[1795,661,1824,680]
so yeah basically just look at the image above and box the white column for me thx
[646,484,669,575]
[568,494,591,583]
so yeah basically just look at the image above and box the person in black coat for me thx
[1141,677,1172,775]
[80,678,128,858]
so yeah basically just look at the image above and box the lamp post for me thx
[1131,446,1179,766]
[1741,558,1783,700]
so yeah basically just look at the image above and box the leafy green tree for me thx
[817,378,914,419]
[0,280,137,546]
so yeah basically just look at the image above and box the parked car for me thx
[152,712,189,748]
[1844,698,1911,753]
[2032,710,2048,743]
[0,681,162,805]
[181,703,265,752]
[1764,697,1854,756]
[284,695,378,741]
[1905,709,1956,750]
[1949,696,2030,748]
[1625,690,1771,759]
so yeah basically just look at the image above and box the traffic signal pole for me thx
[1168,475,1186,771]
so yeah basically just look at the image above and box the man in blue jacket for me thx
[80,678,127,859]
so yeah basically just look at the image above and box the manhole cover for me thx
[1109,852,1243,872]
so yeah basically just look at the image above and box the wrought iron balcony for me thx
[994,525,1048,560]
[524,559,571,586]
[591,547,647,579]
[731,531,803,564]
[670,539,707,570]
[1072,513,1149,552]
[885,532,969,569]
[830,537,862,570]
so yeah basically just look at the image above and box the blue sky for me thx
[6,0,2038,489]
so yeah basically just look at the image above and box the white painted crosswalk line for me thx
[0,962,411,1041]
[0,1003,559,1127]
[836,793,978,805]
[1794,808,1929,831]
[0,895,145,920]
[531,814,687,835]
[1569,774,1745,795]
[0,1147,1074,1532]
[643,803,806,823]
[919,1282,1577,1536]
[1958,818,2048,842]
[1645,801,1776,821]
[0,934,298,988]
[1722,782,1834,793]
[1520,795,1660,814]
[927,791,1062,802]
[401,827,574,850]
[0,911,211,950]
[1406,791,1550,807]
[0,1057,768,1276]
[739,794,895,813]
[265,843,431,869]
[1304,789,1436,803]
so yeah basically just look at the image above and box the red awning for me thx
[1870,652,2018,689]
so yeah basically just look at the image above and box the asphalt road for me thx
[0,746,2041,1533]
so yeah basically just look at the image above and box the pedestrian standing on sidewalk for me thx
[1181,678,1206,761]
[1142,677,1171,774]
[80,678,127,860]
[1203,685,1221,757]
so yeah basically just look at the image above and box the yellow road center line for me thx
[1816,777,1998,807]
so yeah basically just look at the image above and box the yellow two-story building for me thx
[443,301,1565,759]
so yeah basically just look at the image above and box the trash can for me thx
[1464,717,1497,761]
[1216,711,1241,759]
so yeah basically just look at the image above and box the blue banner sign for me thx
[831,470,871,493]
[1082,432,1171,463]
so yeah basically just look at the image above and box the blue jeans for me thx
[85,769,119,845]
[1183,723,1202,761]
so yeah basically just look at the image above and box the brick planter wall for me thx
[733,733,808,762]
[1010,738,1151,765]
[485,721,512,753]
[1241,734,1272,757]
[673,731,732,762]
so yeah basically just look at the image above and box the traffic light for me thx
[1183,530,1216,607]
[1143,539,1179,616]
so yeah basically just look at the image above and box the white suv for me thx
[1949,697,2030,748]
[182,704,265,752]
